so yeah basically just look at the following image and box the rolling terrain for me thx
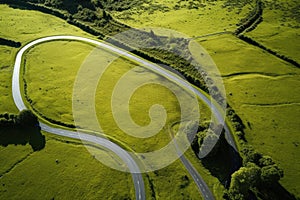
[0,0,299,199]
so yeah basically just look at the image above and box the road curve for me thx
[13,35,239,200]
[12,36,145,200]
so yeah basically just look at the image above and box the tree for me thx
[241,145,262,165]
[17,109,39,127]
[260,164,283,185]
[258,155,275,167]
[229,163,261,196]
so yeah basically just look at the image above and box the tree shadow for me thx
[0,125,45,151]
[201,133,243,188]
[257,182,297,200]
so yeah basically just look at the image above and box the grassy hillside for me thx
[0,135,134,199]
[23,41,94,126]
[1,0,299,199]
[245,0,300,63]
[109,0,300,197]
[0,3,220,199]
[0,4,135,199]
[196,33,300,198]
[23,39,220,198]
[111,0,253,36]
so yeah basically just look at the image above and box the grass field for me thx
[24,39,220,198]
[0,4,93,114]
[110,0,300,197]
[1,0,300,199]
[0,3,223,199]
[0,4,135,200]
[195,34,300,198]
[245,0,300,63]
[24,41,94,125]
[0,134,135,200]
[111,0,252,37]
[24,41,197,151]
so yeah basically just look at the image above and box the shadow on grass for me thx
[0,125,45,151]
[257,182,297,200]
[201,134,242,188]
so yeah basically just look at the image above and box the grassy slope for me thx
[195,34,300,198]
[0,4,135,200]
[24,39,217,199]
[24,40,94,124]
[0,3,93,115]
[2,0,299,198]
[245,0,300,63]
[0,135,134,200]
[111,0,300,197]
[111,0,251,36]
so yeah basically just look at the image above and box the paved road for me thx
[12,35,239,200]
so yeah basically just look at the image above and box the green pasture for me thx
[0,135,135,199]
[1,0,300,199]
[245,0,300,63]
[196,33,300,198]
[0,4,133,200]
[23,39,218,198]
[24,40,94,125]
[111,0,252,37]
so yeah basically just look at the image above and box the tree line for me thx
[190,119,287,199]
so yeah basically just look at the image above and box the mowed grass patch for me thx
[24,40,95,125]
[197,34,300,197]
[191,34,297,76]
[0,137,134,200]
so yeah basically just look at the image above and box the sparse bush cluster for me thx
[100,0,145,12]
[227,106,245,138]
[174,0,206,10]
[191,122,225,157]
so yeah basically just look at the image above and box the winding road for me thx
[12,35,239,200]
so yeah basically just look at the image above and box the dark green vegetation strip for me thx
[0,37,21,48]
[0,110,45,151]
